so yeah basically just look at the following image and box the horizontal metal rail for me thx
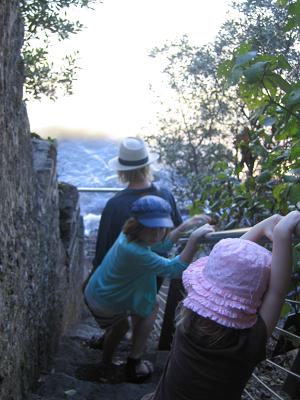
[180,227,251,244]
[252,374,284,400]
[285,299,300,305]
[181,228,299,244]
[244,389,256,399]
[77,187,123,193]
[266,359,300,380]
[275,326,300,340]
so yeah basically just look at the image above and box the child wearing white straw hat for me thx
[93,136,185,270]
[142,211,300,400]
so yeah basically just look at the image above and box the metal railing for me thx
[77,187,123,193]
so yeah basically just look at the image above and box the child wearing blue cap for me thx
[84,195,214,383]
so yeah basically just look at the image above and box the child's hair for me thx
[123,218,146,242]
[123,217,170,242]
[179,306,240,348]
[118,165,153,184]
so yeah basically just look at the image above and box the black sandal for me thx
[125,357,153,383]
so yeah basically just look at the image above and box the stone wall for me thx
[0,2,84,399]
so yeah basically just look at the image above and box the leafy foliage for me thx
[217,1,300,220]
[149,0,300,233]
[147,37,237,207]
[20,0,98,100]
[216,1,300,304]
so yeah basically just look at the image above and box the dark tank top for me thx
[152,314,267,400]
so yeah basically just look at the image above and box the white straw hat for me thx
[108,137,159,171]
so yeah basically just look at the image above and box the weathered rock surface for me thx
[0,2,84,399]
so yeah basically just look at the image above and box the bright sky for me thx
[27,0,233,138]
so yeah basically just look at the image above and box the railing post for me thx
[158,278,184,350]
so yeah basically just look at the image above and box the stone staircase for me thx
[29,307,168,400]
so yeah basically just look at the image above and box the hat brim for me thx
[138,216,174,228]
[182,258,258,329]
[108,152,159,171]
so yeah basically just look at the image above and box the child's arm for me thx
[168,214,211,244]
[241,214,282,243]
[179,224,215,264]
[259,211,300,337]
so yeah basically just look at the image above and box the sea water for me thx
[56,138,172,236]
[57,138,122,235]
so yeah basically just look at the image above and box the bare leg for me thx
[101,317,130,366]
[123,304,159,382]
[130,302,159,359]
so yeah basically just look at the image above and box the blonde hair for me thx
[118,165,153,184]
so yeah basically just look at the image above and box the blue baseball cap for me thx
[131,195,174,228]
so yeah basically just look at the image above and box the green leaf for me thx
[244,62,269,84]
[257,171,272,183]
[228,65,243,85]
[217,172,228,180]
[284,88,300,108]
[291,141,300,160]
[201,176,212,184]
[288,183,300,205]
[235,42,253,56]
[235,51,257,66]
[276,118,299,140]
[288,1,300,18]
[284,18,298,32]
[266,72,291,93]
[273,183,288,202]
[217,60,233,79]
[283,175,298,183]
[277,55,292,71]
[280,303,291,318]
[214,161,228,170]
[276,0,288,7]
[235,164,243,174]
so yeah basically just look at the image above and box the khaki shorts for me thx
[84,295,128,330]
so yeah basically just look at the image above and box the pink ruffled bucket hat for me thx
[182,238,272,329]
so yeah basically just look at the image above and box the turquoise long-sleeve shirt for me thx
[85,232,188,317]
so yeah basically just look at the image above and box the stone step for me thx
[29,315,168,400]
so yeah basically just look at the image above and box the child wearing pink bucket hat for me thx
[143,211,300,400]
